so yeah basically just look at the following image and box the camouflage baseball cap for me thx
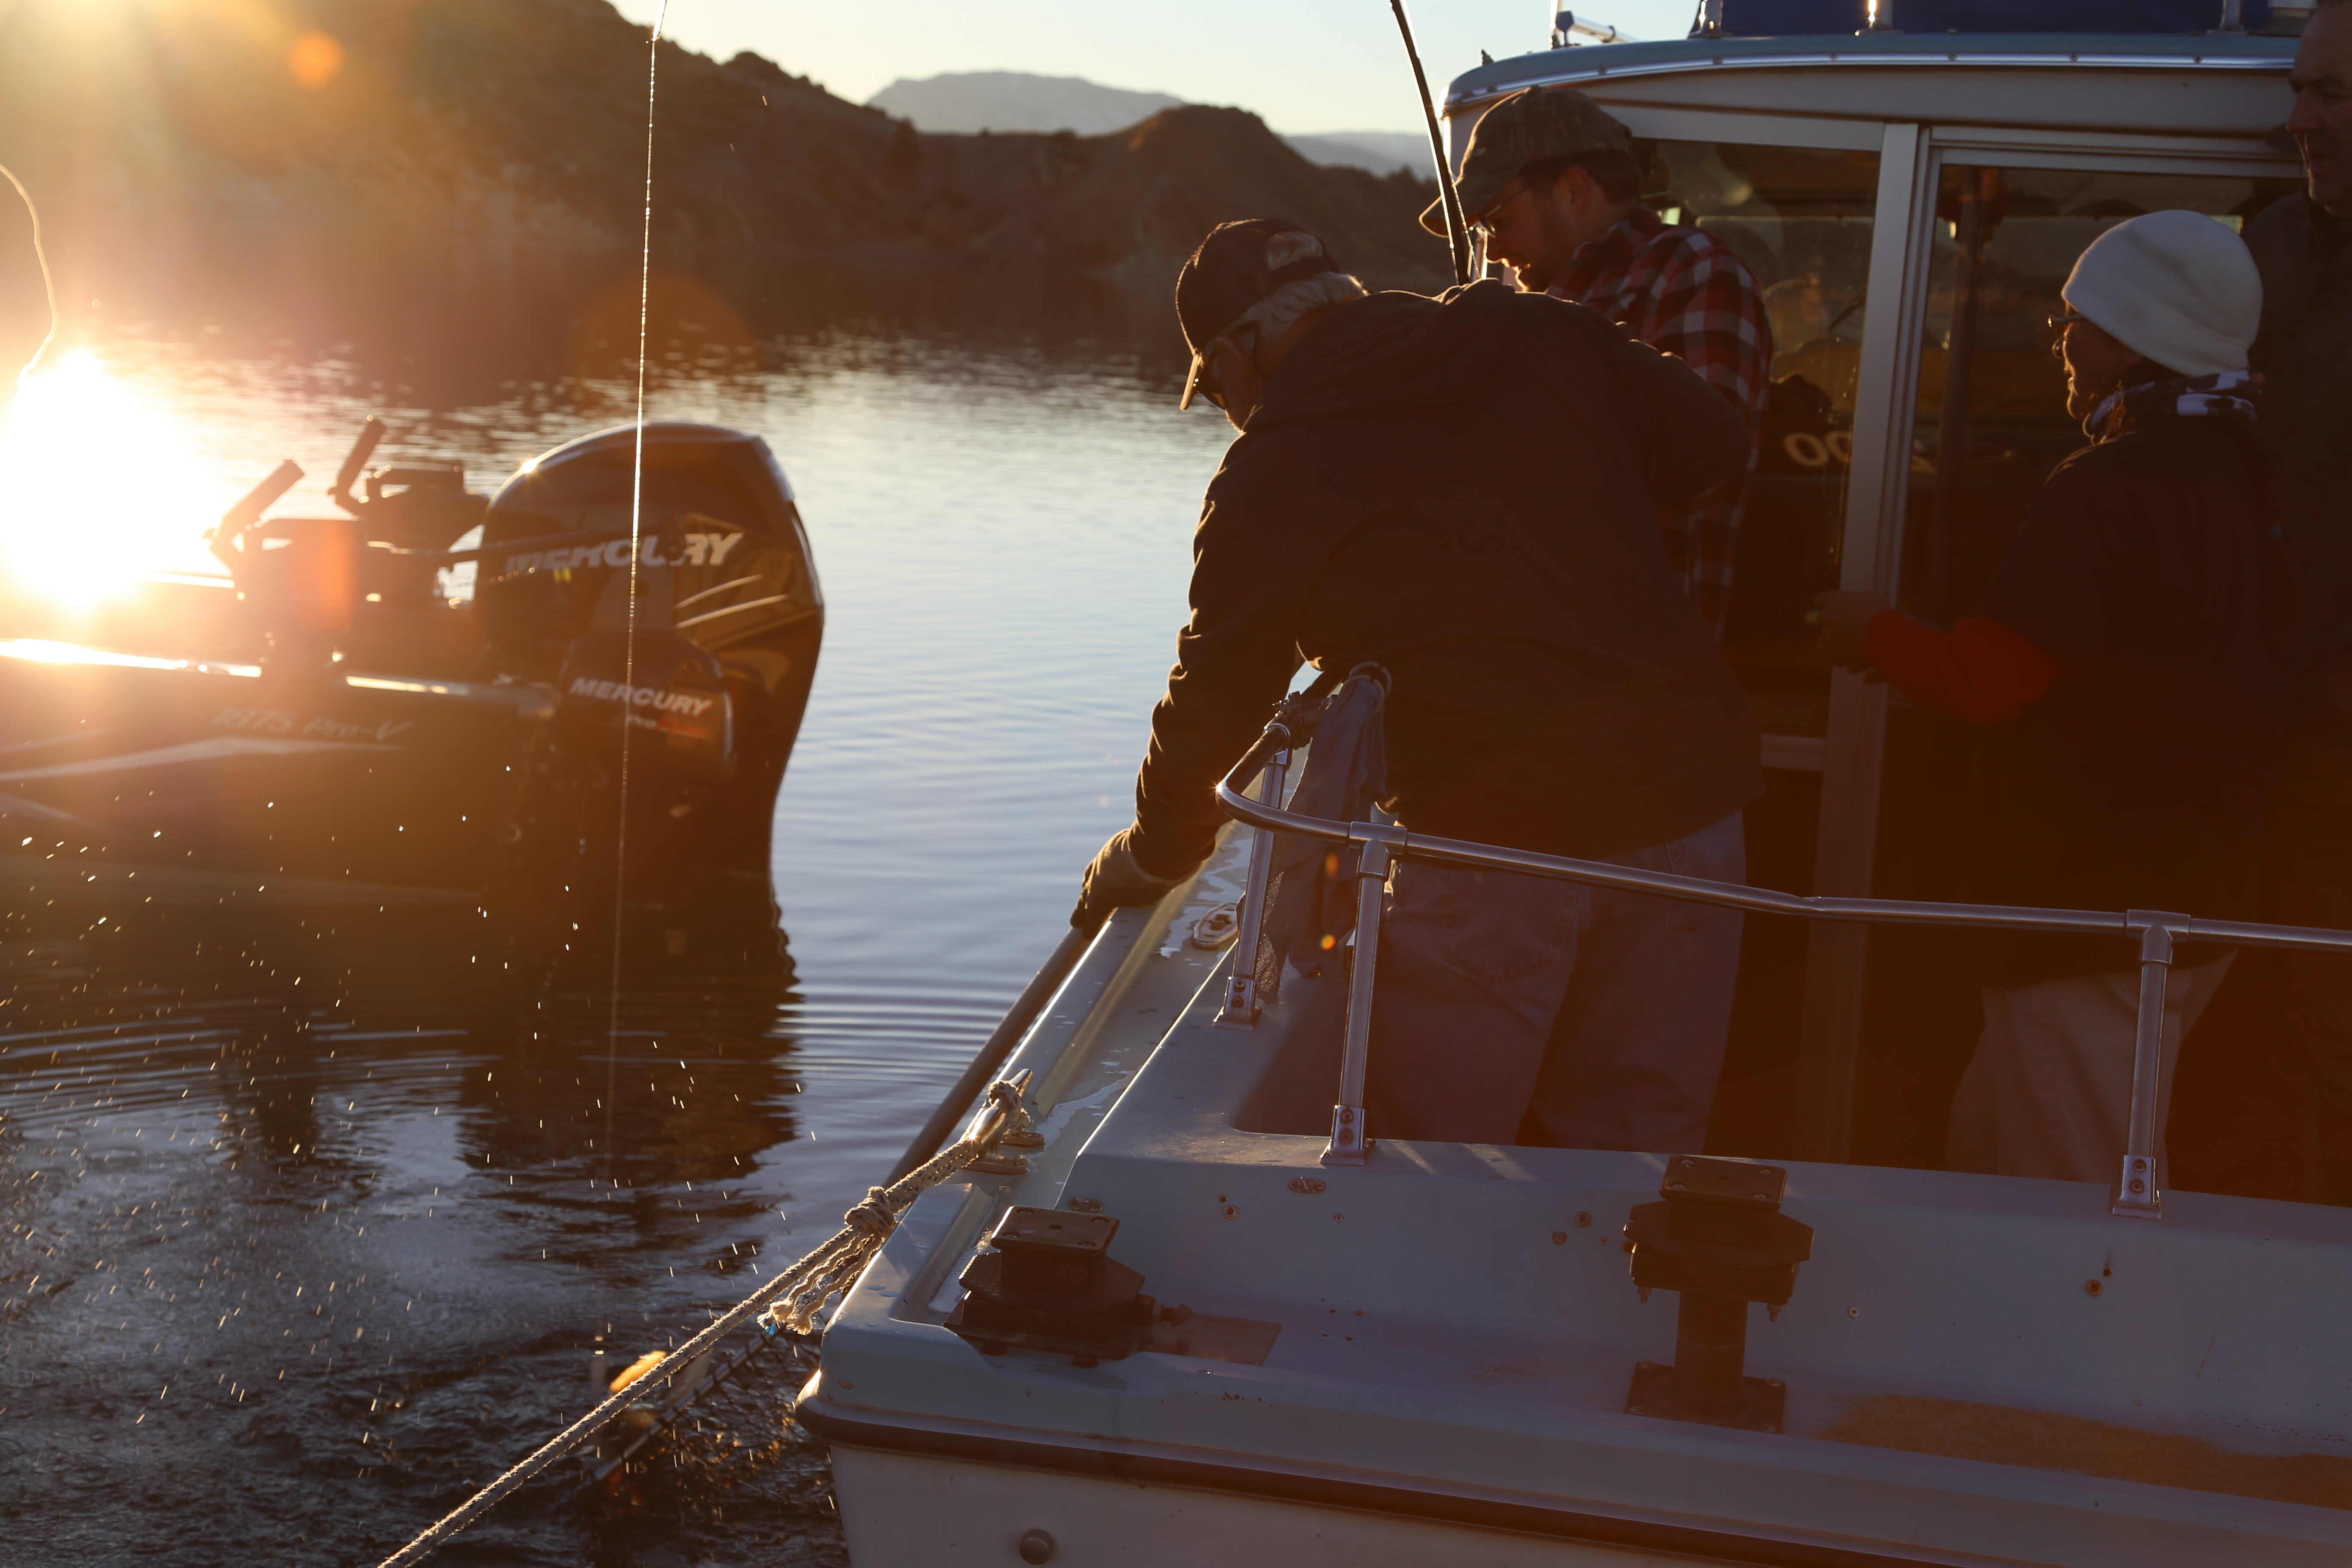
[1418,87,1632,236]
[1174,219,1344,410]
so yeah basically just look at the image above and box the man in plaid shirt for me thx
[1426,88,1771,634]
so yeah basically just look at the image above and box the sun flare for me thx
[288,30,345,91]
[0,348,221,612]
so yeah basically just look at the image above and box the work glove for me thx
[1072,827,1193,929]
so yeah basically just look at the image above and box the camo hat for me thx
[1175,219,1346,410]
[1419,87,1632,236]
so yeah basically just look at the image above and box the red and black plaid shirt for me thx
[1550,207,1772,634]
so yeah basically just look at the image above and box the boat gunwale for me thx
[821,866,2352,1561]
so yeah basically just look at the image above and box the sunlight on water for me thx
[0,347,230,608]
[0,282,1222,1561]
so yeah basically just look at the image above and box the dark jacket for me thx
[1130,280,1761,877]
[2248,195,2352,664]
[1965,413,2288,986]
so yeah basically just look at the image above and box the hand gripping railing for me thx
[1212,722,2352,1214]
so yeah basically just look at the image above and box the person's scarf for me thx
[2085,368,2262,441]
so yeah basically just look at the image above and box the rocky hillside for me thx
[0,0,1447,285]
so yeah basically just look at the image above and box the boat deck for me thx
[813,832,2352,1565]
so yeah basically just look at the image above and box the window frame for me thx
[1802,127,2301,1162]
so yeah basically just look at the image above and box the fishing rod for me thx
[1,162,56,399]
[1388,0,1474,288]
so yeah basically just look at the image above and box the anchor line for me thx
[367,1077,1036,1568]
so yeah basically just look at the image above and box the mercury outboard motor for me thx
[476,423,823,900]
[552,630,734,778]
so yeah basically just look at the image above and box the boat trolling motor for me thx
[208,416,488,683]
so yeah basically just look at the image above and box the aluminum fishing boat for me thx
[0,419,823,906]
[804,4,2352,1562]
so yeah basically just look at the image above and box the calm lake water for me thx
[0,251,1233,1563]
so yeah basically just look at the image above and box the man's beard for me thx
[1522,203,1582,294]
[2307,138,2351,219]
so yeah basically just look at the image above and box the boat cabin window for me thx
[1853,163,2300,1173]
[1899,165,2297,621]
[1643,141,1883,737]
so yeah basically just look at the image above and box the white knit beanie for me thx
[2060,209,2262,378]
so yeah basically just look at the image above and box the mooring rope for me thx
[369,1076,1032,1568]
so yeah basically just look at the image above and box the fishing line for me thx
[599,0,669,1353]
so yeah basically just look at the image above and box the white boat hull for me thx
[830,1443,1724,1566]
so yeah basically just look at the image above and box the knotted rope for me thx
[370,1073,1034,1568]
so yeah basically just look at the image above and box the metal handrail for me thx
[1212,723,2352,1215]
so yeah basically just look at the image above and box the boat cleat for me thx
[1622,1155,1815,1435]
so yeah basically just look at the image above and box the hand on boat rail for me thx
[1073,826,1196,928]
[369,1071,1038,1568]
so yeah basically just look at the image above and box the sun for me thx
[0,348,221,612]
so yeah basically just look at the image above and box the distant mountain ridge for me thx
[869,72,1431,177]
[1286,132,1436,178]
[869,71,1183,136]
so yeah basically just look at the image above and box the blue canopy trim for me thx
[1719,0,2270,33]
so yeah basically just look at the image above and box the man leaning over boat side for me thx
[0,164,52,417]
[1817,212,2286,1185]
[1074,218,1762,1153]
[2245,0,2352,1205]
[1425,87,1772,639]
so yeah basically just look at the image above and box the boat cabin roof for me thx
[1445,29,2295,138]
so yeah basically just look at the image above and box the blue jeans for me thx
[1364,812,1745,1150]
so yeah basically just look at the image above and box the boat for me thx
[799,5,2352,1562]
[0,419,823,907]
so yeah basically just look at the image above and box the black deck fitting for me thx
[947,1205,1174,1367]
[1623,1155,1815,1433]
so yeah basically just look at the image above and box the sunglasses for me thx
[1471,183,1532,239]
[2044,308,2089,361]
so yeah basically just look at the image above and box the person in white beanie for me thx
[1813,209,2290,1186]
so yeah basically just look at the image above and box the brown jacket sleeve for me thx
[1127,453,1308,879]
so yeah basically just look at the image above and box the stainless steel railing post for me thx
[2111,914,2180,1220]
[1215,735,1291,1031]
[1321,836,1393,1167]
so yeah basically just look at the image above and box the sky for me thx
[609,0,1701,134]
